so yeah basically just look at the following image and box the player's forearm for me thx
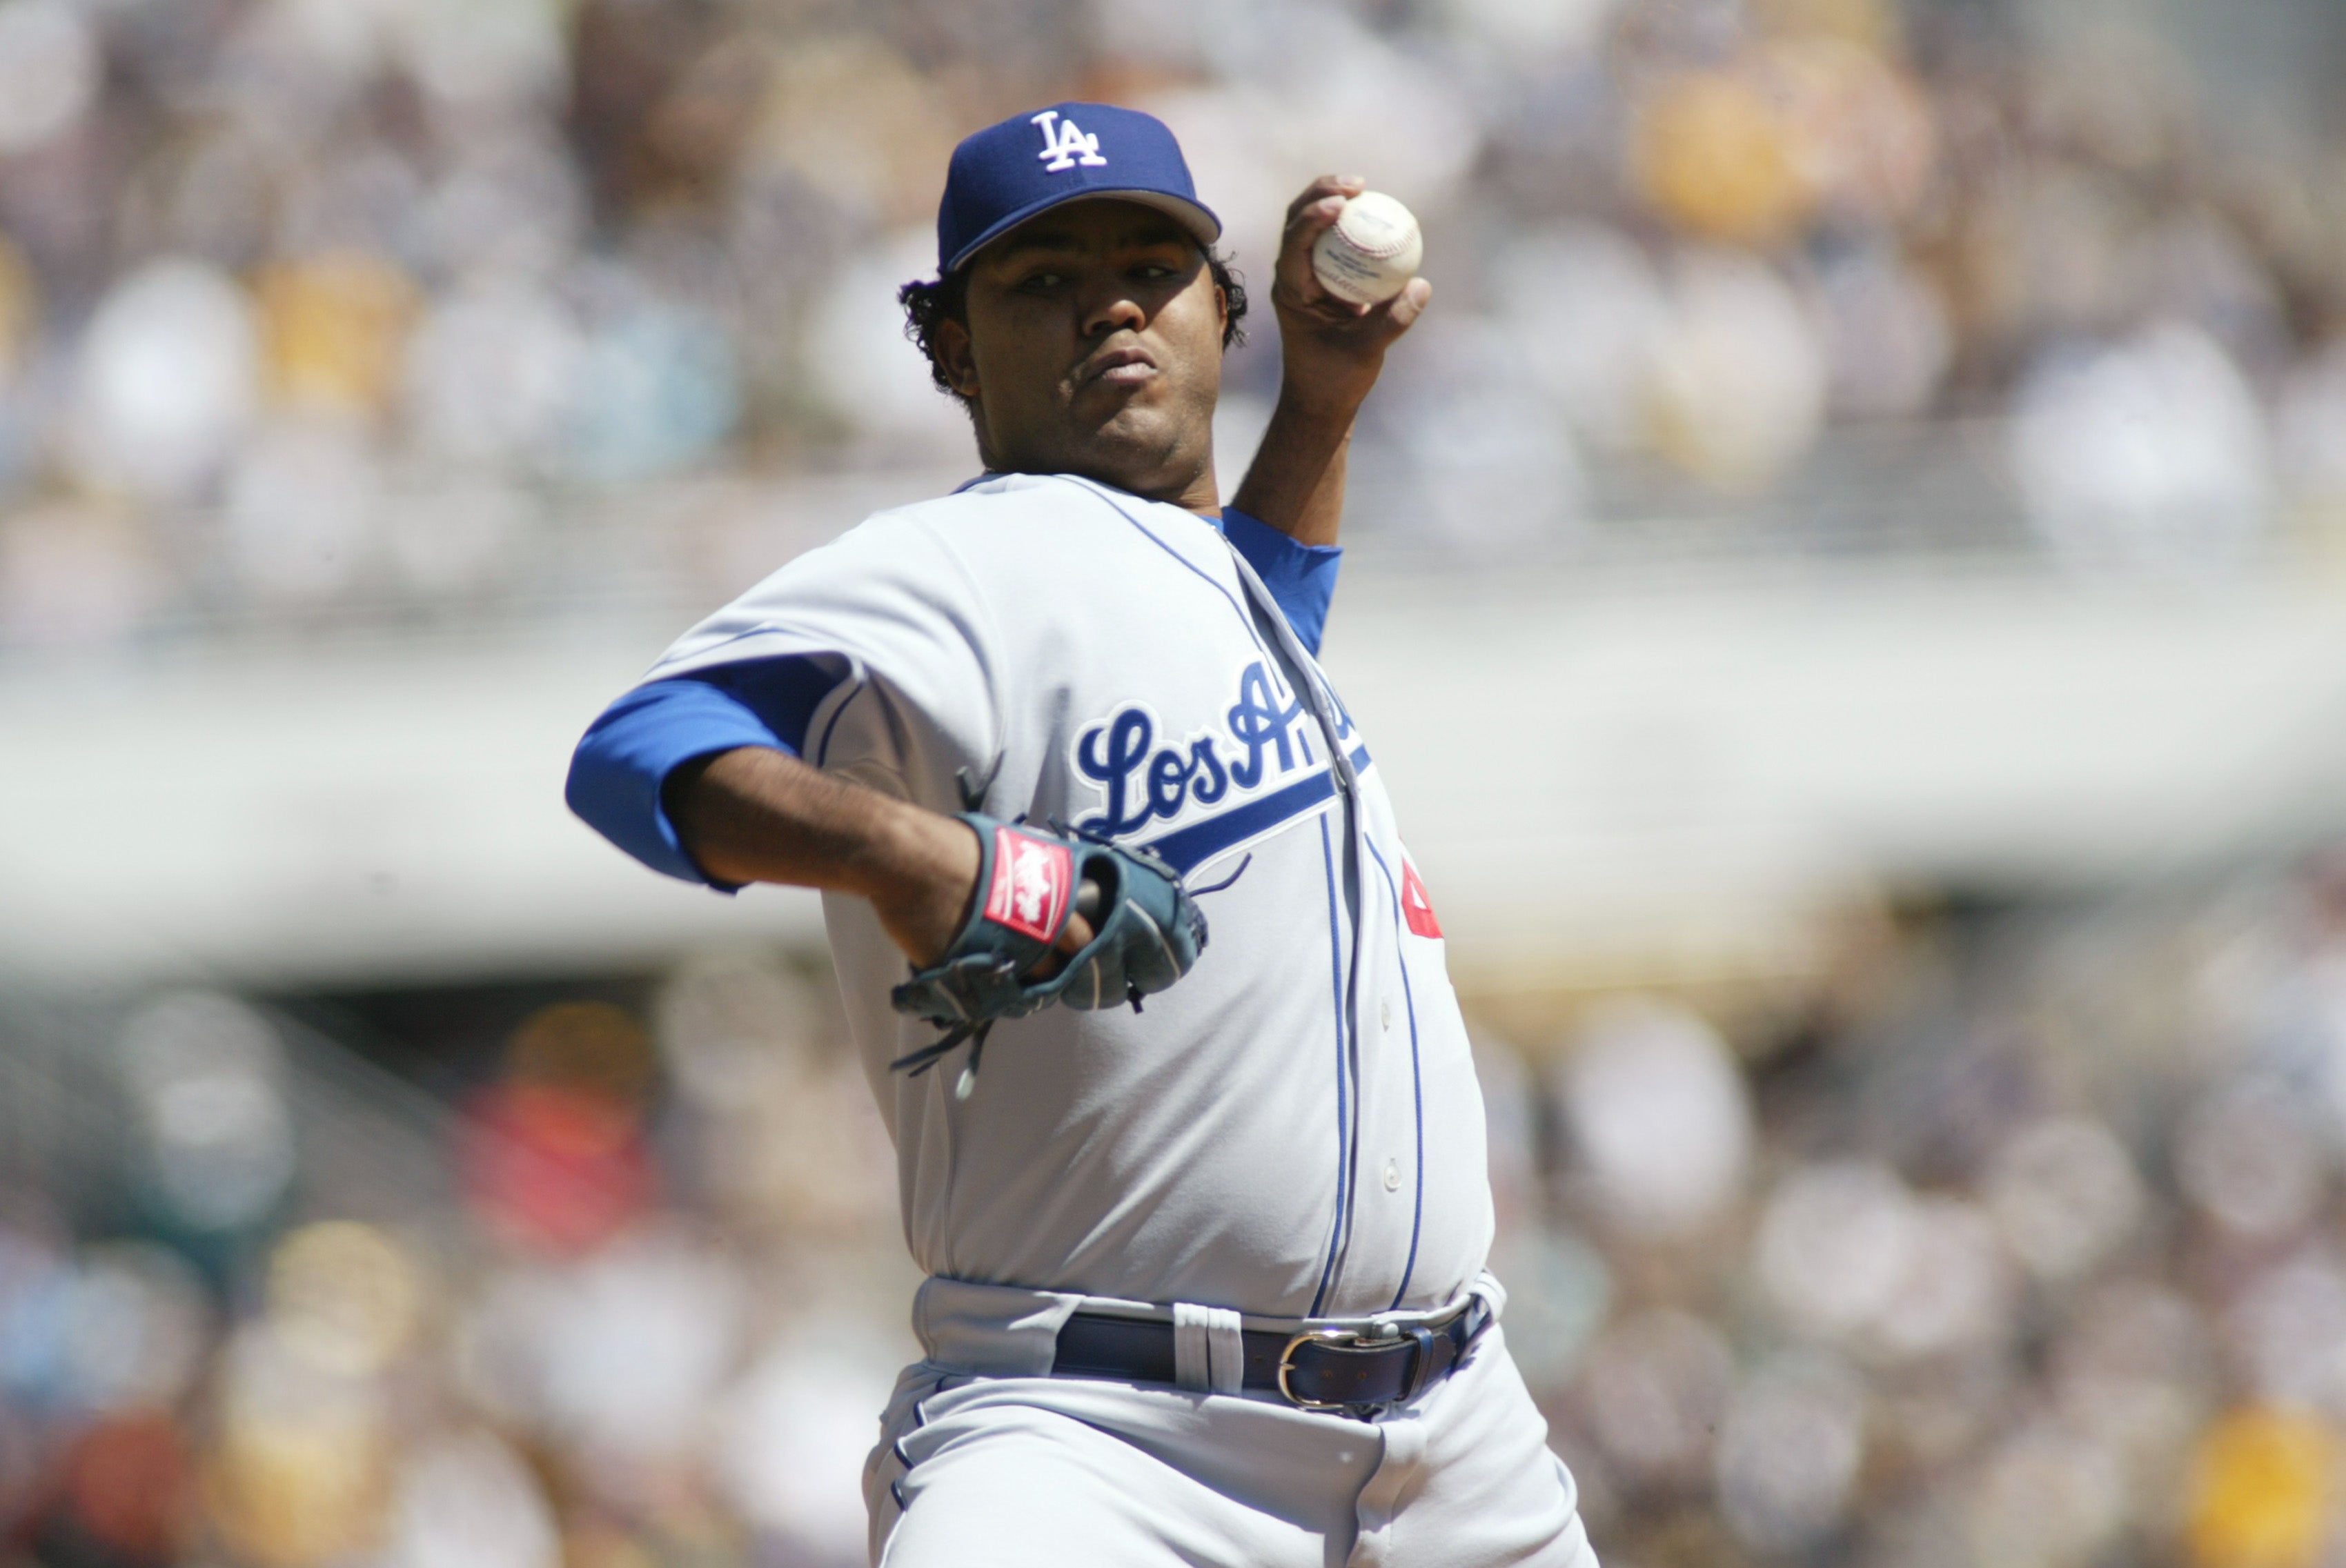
[667,746,978,959]
[1229,397,1354,548]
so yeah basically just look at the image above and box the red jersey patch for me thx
[985,827,1074,943]
[1400,856,1443,939]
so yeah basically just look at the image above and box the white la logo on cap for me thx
[1031,109,1107,172]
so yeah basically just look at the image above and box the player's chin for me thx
[1064,389,1170,446]
[1090,397,1199,450]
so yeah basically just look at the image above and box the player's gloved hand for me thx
[888,814,1207,1083]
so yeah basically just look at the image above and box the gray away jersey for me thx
[642,472,1493,1321]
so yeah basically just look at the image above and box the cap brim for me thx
[944,189,1222,275]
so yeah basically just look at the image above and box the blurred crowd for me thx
[18,860,2346,1566]
[1519,857,2346,1568]
[4,0,2346,648]
[0,964,914,1568]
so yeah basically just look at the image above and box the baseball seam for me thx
[1334,223,1412,260]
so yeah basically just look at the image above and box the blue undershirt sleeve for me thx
[564,655,842,889]
[1218,507,1343,655]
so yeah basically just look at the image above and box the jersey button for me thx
[1380,1000,1392,1031]
[1383,1159,1401,1191]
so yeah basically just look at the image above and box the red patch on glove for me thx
[985,826,1074,942]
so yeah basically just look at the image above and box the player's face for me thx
[943,200,1226,507]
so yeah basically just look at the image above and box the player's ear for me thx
[936,316,982,401]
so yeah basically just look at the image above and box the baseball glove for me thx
[889,813,1208,1087]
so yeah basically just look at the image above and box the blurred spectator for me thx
[1984,1115,2145,1283]
[0,1,99,159]
[716,1316,903,1561]
[2187,1407,2338,1568]
[378,1429,558,1568]
[2009,321,2274,570]
[460,1001,660,1255]
[1551,998,1752,1236]
[255,252,420,421]
[116,993,296,1235]
[1384,315,1587,549]
[1491,223,1672,455]
[66,260,259,504]
[1642,249,1829,488]
[1713,1351,1865,1554]
[1811,242,1951,419]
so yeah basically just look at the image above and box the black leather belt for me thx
[1052,1299,1490,1411]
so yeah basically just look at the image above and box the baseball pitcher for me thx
[567,102,1594,1568]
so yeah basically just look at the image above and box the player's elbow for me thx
[562,724,634,853]
[561,737,601,831]
[562,719,712,885]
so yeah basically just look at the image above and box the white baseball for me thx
[1309,191,1423,306]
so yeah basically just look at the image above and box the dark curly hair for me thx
[898,250,1248,404]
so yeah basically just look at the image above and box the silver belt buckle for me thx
[1276,1322,1410,1410]
[1276,1305,1474,1411]
[1275,1327,1365,1409]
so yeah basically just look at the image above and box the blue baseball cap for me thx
[936,102,1221,275]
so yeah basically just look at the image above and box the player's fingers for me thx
[1380,275,1433,335]
[1273,178,1371,309]
[1274,195,1347,303]
[1348,275,1430,337]
[1282,175,1364,228]
[1280,194,1347,252]
[1026,909,1094,979]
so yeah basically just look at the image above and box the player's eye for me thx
[1017,270,1065,292]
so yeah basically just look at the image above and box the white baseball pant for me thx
[862,1277,1597,1568]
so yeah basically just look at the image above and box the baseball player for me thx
[566,103,1593,1568]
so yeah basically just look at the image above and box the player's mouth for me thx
[1082,346,1159,388]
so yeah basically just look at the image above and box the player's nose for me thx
[1080,286,1147,340]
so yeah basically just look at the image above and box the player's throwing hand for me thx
[1268,175,1433,416]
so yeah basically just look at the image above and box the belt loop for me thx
[1172,1303,1245,1394]
[1172,1303,1212,1391]
[1204,1308,1245,1395]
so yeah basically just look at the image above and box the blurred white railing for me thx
[8,521,2346,987]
